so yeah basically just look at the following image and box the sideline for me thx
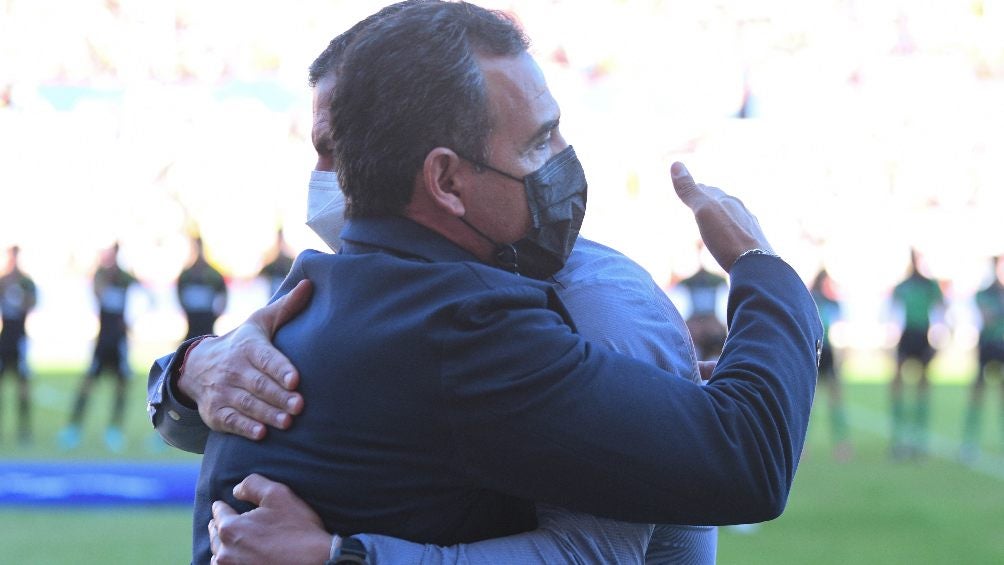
[0,460,199,505]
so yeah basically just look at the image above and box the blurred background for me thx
[1,0,1002,373]
[1,0,1002,563]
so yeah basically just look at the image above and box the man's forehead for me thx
[312,73,338,117]
[479,52,559,138]
[479,52,551,103]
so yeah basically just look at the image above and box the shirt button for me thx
[168,410,181,421]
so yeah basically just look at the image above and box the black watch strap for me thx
[326,536,367,565]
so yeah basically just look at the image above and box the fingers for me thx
[245,337,301,394]
[211,406,269,440]
[242,289,305,394]
[181,281,309,438]
[235,333,304,418]
[233,339,302,410]
[203,383,298,437]
[240,278,311,397]
[215,475,328,564]
[209,501,238,559]
[209,517,220,557]
[188,330,304,437]
[212,500,239,521]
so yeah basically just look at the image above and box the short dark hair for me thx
[331,1,529,217]
[307,1,431,87]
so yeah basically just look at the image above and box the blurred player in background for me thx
[811,268,851,461]
[961,255,1004,462]
[889,248,944,460]
[0,245,37,444]
[676,243,728,361]
[177,236,228,341]
[258,229,294,299]
[59,242,140,453]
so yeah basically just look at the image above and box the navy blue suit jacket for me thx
[174,217,821,564]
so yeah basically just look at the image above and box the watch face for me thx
[342,537,365,552]
[333,537,367,564]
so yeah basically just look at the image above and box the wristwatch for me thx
[326,535,367,565]
[736,248,777,261]
[731,247,779,270]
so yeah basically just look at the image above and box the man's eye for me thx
[533,132,552,151]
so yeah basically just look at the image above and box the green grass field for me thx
[2,365,1003,564]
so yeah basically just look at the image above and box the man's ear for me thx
[420,147,466,217]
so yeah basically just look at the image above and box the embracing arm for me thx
[357,505,651,564]
[146,280,312,453]
[444,163,822,525]
[150,268,654,562]
[447,253,820,525]
[209,474,651,565]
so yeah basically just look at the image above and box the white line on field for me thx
[843,403,1004,481]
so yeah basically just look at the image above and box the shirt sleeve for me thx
[356,504,653,564]
[443,254,822,525]
[146,337,211,454]
[556,260,702,384]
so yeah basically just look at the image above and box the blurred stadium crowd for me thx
[0,0,1003,371]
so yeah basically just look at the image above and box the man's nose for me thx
[552,131,569,152]
[315,153,335,172]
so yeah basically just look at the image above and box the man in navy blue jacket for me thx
[147,3,821,563]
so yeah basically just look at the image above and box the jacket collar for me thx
[340,216,480,264]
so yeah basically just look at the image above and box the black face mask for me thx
[460,145,588,280]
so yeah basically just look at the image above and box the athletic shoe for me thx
[57,425,82,450]
[104,426,126,453]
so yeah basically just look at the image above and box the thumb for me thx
[232,473,274,506]
[272,279,314,334]
[253,279,314,337]
[671,162,703,210]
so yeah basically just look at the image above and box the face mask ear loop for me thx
[459,216,520,276]
[456,153,524,184]
[494,244,519,276]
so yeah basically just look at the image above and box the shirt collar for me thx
[340,216,481,264]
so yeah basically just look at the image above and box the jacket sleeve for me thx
[444,254,822,525]
[146,337,211,454]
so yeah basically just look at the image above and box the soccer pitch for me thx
[1,368,1002,564]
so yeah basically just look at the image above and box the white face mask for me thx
[306,170,346,252]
